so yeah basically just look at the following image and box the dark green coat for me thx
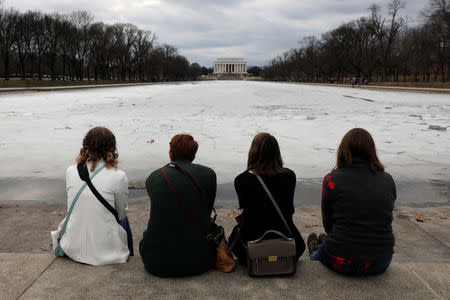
[139,160,217,277]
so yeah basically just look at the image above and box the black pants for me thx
[228,223,248,265]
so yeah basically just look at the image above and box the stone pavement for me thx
[0,200,449,299]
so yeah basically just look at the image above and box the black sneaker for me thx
[318,233,327,245]
[307,233,319,255]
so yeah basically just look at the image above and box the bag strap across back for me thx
[58,165,106,241]
[254,174,293,236]
[77,163,119,223]
[160,166,217,245]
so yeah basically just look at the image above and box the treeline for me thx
[263,0,450,83]
[0,7,205,81]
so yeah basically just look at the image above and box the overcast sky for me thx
[4,0,427,67]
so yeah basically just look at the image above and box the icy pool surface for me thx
[0,81,448,204]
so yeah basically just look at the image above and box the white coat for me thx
[51,160,130,266]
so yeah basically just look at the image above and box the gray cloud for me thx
[4,0,426,66]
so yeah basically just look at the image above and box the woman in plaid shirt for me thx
[308,128,396,276]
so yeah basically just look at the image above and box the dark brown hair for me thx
[170,134,198,162]
[334,128,384,172]
[76,127,119,172]
[247,133,285,176]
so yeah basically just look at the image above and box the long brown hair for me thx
[334,128,384,172]
[76,127,119,172]
[247,133,285,176]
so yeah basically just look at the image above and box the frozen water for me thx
[0,81,449,203]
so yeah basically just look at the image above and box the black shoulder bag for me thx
[77,163,134,256]
[77,163,119,222]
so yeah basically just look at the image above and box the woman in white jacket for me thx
[51,127,130,266]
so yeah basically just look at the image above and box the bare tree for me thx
[423,0,450,82]
[69,11,93,80]
[0,8,18,80]
[367,0,406,81]
[0,5,194,82]
[14,11,35,79]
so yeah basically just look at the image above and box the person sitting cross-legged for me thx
[139,134,217,277]
[308,128,396,276]
[229,132,306,264]
[51,127,131,266]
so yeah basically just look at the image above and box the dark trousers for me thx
[311,241,392,276]
[228,223,247,265]
[119,216,134,256]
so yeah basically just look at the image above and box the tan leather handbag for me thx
[246,174,297,276]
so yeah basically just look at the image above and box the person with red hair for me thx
[139,134,218,277]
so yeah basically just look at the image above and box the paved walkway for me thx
[1,201,449,299]
[1,80,449,94]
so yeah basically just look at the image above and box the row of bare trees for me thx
[0,6,202,81]
[263,0,450,83]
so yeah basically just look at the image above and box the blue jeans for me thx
[119,216,134,256]
[310,241,392,276]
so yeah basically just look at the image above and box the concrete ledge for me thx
[1,203,448,299]
[0,256,444,299]
[1,80,449,95]
[0,253,55,300]
[0,81,195,94]
[284,81,450,94]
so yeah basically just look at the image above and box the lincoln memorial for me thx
[213,58,247,74]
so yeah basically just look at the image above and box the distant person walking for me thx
[307,128,396,276]
[51,127,131,266]
[139,134,218,277]
[229,133,306,264]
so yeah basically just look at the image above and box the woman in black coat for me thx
[308,128,396,276]
[229,133,306,264]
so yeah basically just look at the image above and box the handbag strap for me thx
[254,174,293,236]
[168,162,218,222]
[59,164,106,239]
[77,163,119,223]
[248,230,291,244]
[160,167,216,244]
